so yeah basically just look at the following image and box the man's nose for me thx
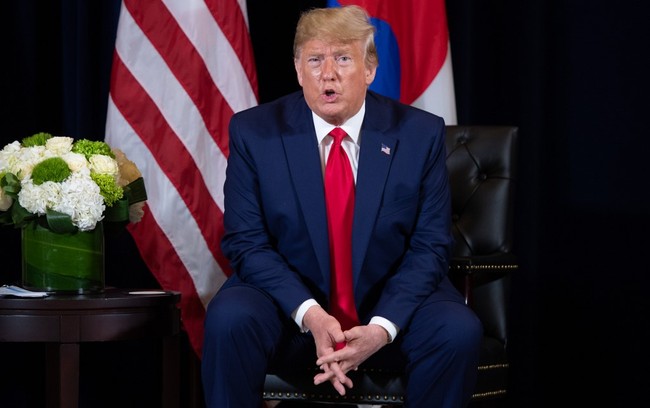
[321,58,336,80]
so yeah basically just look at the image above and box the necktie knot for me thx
[329,127,347,146]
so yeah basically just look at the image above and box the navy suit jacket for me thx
[220,90,459,331]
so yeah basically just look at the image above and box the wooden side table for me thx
[0,288,181,408]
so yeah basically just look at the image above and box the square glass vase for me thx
[21,221,105,294]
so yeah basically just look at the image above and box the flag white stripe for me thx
[106,98,226,306]
[411,42,457,125]
[114,6,227,211]
[163,0,257,114]
[237,0,250,27]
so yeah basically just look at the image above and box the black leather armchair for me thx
[263,125,519,406]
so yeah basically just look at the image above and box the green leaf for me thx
[45,209,78,234]
[1,173,21,198]
[103,196,129,223]
[11,201,35,226]
[124,177,147,204]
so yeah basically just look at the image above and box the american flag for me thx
[105,0,258,356]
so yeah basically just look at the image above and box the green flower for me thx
[72,139,115,160]
[21,132,52,147]
[91,173,123,207]
[31,157,71,185]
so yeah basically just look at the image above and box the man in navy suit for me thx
[202,5,482,407]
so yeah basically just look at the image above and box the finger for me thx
[314,362,337,385]
[329,361,353,385]
[336,373,354,389]
[336,359,358,374]
[316,348,346,366]
[343,327,359,342]
[314,371,335,385]
[330,378,346,396]
[326,370,353,395]
[330,326,347,345]
[314,369,348,386]
[315,362,353,388]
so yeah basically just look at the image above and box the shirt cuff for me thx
[292,298,319,332]
[369,316,399,343]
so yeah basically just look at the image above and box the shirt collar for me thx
[313,102,365,145]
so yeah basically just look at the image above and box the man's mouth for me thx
[324,90,336,97]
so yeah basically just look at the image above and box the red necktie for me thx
[324,127,359,348]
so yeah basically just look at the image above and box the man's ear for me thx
[365,65,377,86]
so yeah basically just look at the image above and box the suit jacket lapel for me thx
[282,100,331,287]
[353,131,396,285]
[352,95,396,286]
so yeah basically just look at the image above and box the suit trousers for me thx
[201,280,482,408]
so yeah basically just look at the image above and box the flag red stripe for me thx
[127,208,207,354]
[109,53,228,271]
[124,0,232,157]
[204,0,258,97]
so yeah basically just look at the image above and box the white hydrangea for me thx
[53,169,105,231]
[0,141,21,173]
[13,145,53,180]
[18,179,63,215]
[0,141,44,178]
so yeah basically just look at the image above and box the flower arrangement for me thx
[0,132,146,233]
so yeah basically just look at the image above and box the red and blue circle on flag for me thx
[327,0,449,105]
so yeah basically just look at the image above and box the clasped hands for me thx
[303,305,388,396]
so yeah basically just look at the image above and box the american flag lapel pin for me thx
[381,143,391,155]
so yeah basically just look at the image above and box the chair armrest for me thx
[448,253,518,305]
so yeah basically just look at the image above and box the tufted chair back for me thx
[263,125,519,406]
[446,125,518,402]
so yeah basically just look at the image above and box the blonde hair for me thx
[294,5,378,69]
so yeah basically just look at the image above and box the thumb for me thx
[343,326,360,342]
[330,329,346,345]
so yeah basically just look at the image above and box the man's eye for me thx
[336,56,352,65]
[307,57,322,66]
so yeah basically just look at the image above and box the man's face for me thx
[295,39,376,126]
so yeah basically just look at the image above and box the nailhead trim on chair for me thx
[472,390,507,399]
[468,264,518,270]
[449,263,519,272]
[262,390,406,404]
[263,363,508,403]
[478,363,509,371]
[263,364,509,403]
